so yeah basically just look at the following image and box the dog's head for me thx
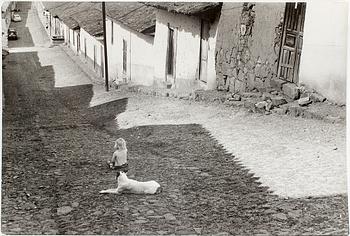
[115,171,127,180]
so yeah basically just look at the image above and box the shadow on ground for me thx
[2,42,348,236]
[1,2,348,235]
[2,25,128,234]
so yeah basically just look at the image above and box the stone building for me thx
[215,2,347,104]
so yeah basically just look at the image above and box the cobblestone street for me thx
[1,2,348,235]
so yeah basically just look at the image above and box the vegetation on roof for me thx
[43,2,157,36]
[143,2,222,16]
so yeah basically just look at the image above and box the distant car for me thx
[12,13,21,22]
[51,35,64,41]
[8,28,18,40]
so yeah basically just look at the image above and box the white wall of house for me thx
[62,23,69,44]
[35,1,45,24]
[154,9,218,90]
[67,29,80,54]
[106,18,154,86]
[299,1,348,104]
[35,2,51,37]
[206,17,219,90]
[154,9,201,89]
[80,28,103,67]
[79,28,104,79]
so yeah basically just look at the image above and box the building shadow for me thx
[92,123,348,234]
[2,44,128,234]
[2,49,348,234]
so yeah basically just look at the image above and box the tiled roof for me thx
[43,2,103,36]
[43,2,157,36]
[94,3,157,33]
[143,2,222,16]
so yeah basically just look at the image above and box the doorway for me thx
[166,24,177,84]
[199,20,210,83]
[77,33,80,53]
[277,3,306,83]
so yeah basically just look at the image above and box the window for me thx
[123,39,127,73]
[111,21,114,44]
[72,31,75,46]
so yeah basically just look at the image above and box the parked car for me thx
[12,13,21,22]
[51,35,64,41]
[8,28,18,40]
[13,8,20,12]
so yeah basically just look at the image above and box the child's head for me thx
[114,138,127,150]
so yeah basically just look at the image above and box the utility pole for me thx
[102,2,109,91]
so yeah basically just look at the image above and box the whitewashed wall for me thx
[205,17,219,90]
[80,28,103,66]
[67,29,79,54]
[299,1,348,104]
[153,9,201,89]
[106,18,154,86]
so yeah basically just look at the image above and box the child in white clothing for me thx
[107,138,129,172]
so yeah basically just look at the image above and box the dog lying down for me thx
[99,171,161,195]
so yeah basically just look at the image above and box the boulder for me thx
[282,83,300,100]
[271,78,287,91]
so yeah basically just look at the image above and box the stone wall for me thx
[215,2,285,93]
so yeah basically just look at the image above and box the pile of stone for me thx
[253,91,288,114]
[223,85,329,117]
[297,88,327,106]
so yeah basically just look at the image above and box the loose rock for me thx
[298,97,312,106]
[271,96,287,107]
[57,206,73,215]
[163,213,176,221]
[255,101,268,109]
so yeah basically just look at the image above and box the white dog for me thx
[99,171,161,195]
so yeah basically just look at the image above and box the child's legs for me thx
[115,163,129,173]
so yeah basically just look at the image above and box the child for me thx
[107,138,129,172]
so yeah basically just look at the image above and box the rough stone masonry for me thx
[215,2,286,94]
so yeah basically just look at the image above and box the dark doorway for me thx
[199,20,210,83]
[166,24,176,83]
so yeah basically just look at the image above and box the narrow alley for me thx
[1,2,348,235]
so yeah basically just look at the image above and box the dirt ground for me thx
[1,2,348,235]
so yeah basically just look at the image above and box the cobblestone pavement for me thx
[2,2,348,235]
[116,93,347,198]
